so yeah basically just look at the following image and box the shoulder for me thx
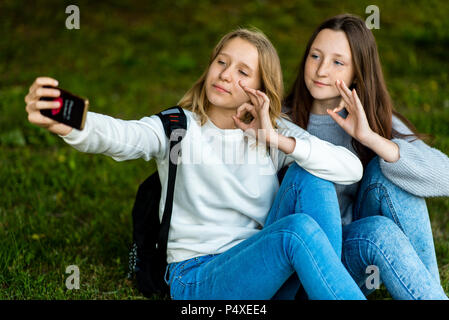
[138,108,197,131]
[276,114,303,130]
[392,114,413,135]
[181,109,199,130]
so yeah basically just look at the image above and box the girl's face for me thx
[304,29,355,101]
[205,37,261,110]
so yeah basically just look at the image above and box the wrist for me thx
[360,131,400,162]
[359,129,378,148]
[52,123,73,137]
[264,129,278,145]
[267,133,296,155]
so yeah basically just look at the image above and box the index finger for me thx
[29,77,59,93]
[240,82,263,107]
[336,80,355,112]
[255,90,270,105]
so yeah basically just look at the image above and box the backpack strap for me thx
[155,106,187,259]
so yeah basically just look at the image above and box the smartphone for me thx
[39,86,89,130]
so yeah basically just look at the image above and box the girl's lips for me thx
[213,84,231,94]
[313,80,330,87]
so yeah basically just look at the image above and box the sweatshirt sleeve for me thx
[275,117,363,185]
[58,111,168,162]
[378,115,449,197]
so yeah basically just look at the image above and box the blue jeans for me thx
[165,163,365,300]
[341,157,447,299]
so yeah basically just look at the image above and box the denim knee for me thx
[285,214,321,235]
[355,157,428,226]
[275,214,324,256]
[284,162,333,189]
[345,215,401,243]
[362,157,391,186]
[363,157,405,194]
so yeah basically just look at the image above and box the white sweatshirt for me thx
[60,110,363,263]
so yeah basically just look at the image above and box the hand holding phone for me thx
[39,86,89,130]
[25,77,89,135]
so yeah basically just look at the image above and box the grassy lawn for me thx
[1,0,448,299]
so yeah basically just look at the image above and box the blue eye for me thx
[310,54,319,59]
[334,60,344,66]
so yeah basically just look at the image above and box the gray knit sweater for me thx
[306,110,449,225]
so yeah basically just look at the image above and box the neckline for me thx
[309,109,348,125]
[204,118,243,135]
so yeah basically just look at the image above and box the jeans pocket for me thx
[177,255,218,286]
[166,259,192,299]
[168,258,197,284]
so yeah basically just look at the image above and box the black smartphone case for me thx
[39,86,89,130]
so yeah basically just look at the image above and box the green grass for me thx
[1,0,448,299]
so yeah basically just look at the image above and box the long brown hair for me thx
[284,14,426,167]
[178,27,284,129]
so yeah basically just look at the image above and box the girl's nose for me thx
[219,67,232,82]
[316,60,330,77]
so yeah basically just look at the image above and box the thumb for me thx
[333,98,346,113]
[326,108,346,128]
[232,115,249,131]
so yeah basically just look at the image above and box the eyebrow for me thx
[218,52,254,72]
[310,47,348,59]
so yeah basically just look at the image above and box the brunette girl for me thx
[284,14,449,299]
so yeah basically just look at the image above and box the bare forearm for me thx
[362,131,400,163]
[266,132,296,155]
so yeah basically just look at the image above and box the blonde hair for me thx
[178,27,284,128]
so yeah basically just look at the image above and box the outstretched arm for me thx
[59,111,168,162]
[25,77,168,162]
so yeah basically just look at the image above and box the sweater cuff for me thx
[58,112,91,145]
[378,138,408,170]
[288,136,312,164]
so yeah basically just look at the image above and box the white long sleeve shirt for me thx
[60,110,363,263]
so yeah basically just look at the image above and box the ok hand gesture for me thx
[328,80,400,162]
[327,80,373,146]
[232,81,275,144]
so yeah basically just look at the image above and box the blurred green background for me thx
[1,0,448,299]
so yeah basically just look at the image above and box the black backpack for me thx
[127,106,187,298]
